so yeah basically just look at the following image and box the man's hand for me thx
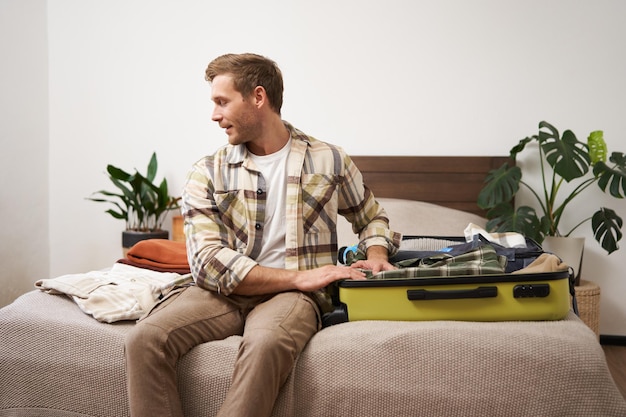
[232,264,366,295]
[349,245,397,274]
[294,265,367,292]
[349,259,396,275]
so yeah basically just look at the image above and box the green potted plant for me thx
[477,121,625,262]
[87,152,181,254]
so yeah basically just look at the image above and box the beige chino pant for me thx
[125,285,320,417]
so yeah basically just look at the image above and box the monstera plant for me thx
[477,121,625,254]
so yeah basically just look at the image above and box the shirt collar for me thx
[225,120,309,165]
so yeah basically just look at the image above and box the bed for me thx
[1,156,625,417]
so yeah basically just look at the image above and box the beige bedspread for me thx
[1,289,625,417]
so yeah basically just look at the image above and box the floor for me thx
[603,344,626,399]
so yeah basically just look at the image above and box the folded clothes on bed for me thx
[35,263,193,323]
[117,239,191,274]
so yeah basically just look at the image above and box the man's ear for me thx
[252,86,266,109]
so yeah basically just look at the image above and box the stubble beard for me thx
[227,108,263,147]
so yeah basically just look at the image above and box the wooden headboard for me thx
[171,155,509,241]
[350,156,510,217]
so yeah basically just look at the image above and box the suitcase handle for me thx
[407,286,498,301]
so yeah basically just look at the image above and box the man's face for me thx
[211,74,262,146]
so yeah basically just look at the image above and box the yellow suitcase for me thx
[334,271,571,323]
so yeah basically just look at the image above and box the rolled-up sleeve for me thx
[338,155,401,257]
[181,160,258,295]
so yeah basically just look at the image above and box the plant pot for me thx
[541,236,585,286]
[122,230,169,257]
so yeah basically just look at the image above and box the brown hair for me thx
[205,53,284,114]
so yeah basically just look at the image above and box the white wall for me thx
[0,0,49,306]
[3,0,626,335]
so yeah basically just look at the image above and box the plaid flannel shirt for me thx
[365,245,507,279]
[182,121,400,308]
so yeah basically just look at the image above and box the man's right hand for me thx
[232,264,366,295]
[294,265,367,292]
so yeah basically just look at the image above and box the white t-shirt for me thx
[247,139,291,269]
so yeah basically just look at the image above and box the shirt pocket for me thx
[300,174,339,234]
[213,189,252,251]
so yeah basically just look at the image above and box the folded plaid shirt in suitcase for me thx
[363,244,506,278]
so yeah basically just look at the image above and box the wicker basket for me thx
[573,280,600,339]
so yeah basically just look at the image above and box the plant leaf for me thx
[87,190,124,200]
[509,135,537,160]
[538,122,590,182]
[592,208,623,254]
[146,152,158,183]
[105,208,127,220]
[107,165,133,181]
[594,152,626,198]
[477,163,521,210]
[588,130,607,164]
[486,203,543,242]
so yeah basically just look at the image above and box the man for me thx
[125,53,400,417]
